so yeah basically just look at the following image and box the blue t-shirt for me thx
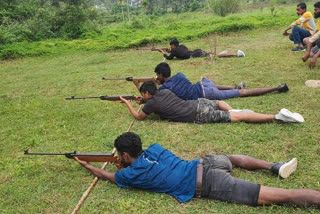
[159,73,203,100]
[115,144,200,203]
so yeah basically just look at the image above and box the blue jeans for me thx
[202,78,240,100]
[290,26,311,45]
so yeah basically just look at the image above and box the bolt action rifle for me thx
[101,76,156,82]
[65,95,140,101]
[136,47,170,52]
[24,149,123,169]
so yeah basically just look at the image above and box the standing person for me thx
[119,81,304,124]
[159,39,245,60]
[75,132,320,207]
[302,2,320,68]
[154,62,288,100]
[283,3,316,52]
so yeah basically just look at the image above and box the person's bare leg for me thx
[230,112,275,123]
[258,186,320,207]
[239,87,279,97]
[216,85,235,90]
[302,38,313,62]
[217,52,237,58]
[228,155,270,170]
[309,50,320,69]
[217,101,232,111]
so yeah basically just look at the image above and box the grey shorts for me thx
[195,98,231,124]
[200,155,261,207]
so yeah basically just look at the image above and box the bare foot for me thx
[309,60,316,69]
[302,55,309,62]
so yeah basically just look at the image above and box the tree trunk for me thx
[126,0,130,22]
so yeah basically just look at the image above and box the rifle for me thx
[136,47,170,52]
[24,149,123,169]
[101,77,156,82]
[65,95,139,101]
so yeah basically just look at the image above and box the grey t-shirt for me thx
[142,89,198,122]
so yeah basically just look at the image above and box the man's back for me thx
[159,73,203,100]
[114,144,200,203]
[142,89,198,122]
[164,45,191,60]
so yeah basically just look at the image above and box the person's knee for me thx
[238,89,247,96]
[217,100,225,105]
[292,26,299,33]
[310,52,315,57]
[230,112,241,122]
[303,37,310,44]
[217,100,225,108]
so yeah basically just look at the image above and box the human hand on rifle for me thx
[118,96,144,105]
[118,96,130,104]
[74,157,89,167]
[136,97,145,105]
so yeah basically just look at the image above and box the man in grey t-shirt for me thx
[119,81,304,124]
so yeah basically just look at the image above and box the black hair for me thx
[114,132,143,158]
[314,2,320,9]
[139,81,157,95]
[170,39,179,46]
[297,3,306,10]
[154,62,171,78]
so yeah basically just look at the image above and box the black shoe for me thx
[270,158,297,179]
[291,46,305,52]
[277,83,289,93]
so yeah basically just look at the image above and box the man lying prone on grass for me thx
[119,81,304,124]
[75,132,320,208]
[159,39,245,60]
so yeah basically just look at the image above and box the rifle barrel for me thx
[24,150,114,157]
[65,96,102,100]
[24,149,76,156]
[102,77,128,80]
[100,95,136,100]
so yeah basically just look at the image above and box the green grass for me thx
[1,23,320,214]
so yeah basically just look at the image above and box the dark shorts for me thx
[311,39,320,54]
[191,49,209,58]
[195,98,231,124]
[202,78,240,100]
[200,155,261,207]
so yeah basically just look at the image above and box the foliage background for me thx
[0,0,308,58]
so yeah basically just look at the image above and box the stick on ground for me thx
[71,106,143,214]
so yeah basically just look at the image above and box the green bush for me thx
[210,0,241,17]
[0,12,297,59]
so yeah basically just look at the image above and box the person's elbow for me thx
[135,112,147,121]
[136,115,146,121]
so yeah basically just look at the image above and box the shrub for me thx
[0,13,297,59]
[210,0,241,17]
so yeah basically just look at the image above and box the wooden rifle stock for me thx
[24,149,123,169]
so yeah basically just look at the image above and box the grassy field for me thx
[1,24,320,213]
